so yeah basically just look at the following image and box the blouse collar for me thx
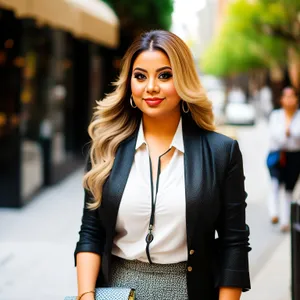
[135,118,184,153]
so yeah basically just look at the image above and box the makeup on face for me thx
[143,97,166,107]
[133,67,172,107]
[130,50,181,118]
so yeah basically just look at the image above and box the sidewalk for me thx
[242,234,291,300]
[0,169,85,300]
[0,162,293,300]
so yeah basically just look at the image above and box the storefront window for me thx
[89,45,104,118]
[48,30,69,167]
[20,49,43,200]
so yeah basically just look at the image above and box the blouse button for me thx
[187,266,193,272]
[189,249,195,255]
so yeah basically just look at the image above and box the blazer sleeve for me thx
[216,139,251,291]
[74,156,105,266]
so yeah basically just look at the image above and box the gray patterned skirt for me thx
[111,256,188,300]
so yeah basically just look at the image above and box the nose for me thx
[146,78,160,93]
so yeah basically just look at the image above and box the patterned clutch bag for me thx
[64,287,136,300]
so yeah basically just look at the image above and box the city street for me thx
[1,0,299,298]
[0,119,294,300]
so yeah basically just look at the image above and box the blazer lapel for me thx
[102,130,138,231]
[182,114,206,248]
[102,115,207,250]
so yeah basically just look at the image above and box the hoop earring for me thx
[182,101,190,113]
[130,95,137,108]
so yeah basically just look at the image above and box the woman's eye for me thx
[133,73,146,80]
[159,72,172,80]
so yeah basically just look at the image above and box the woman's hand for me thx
[78,291,95,300]
[79,294,95,300]
[219,287,242,300]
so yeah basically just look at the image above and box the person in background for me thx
[259,85,273,120]
[74,30,251,300]
[267,86,300,232]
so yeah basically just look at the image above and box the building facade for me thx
[0,0,119,207]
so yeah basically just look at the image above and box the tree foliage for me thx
[201,0,300,77]
[102,0,174,33]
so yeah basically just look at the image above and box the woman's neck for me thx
[284,107,298,118]
[142,112,181,139]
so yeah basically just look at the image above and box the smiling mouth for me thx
[143,97,165,101]
[143,97,165,107]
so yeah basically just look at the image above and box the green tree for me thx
[201,0,288,76]
[201,0,300,88]
[102,0,174,34]
[99,0,174,95]
[257,0,300,52]
[102,0,173,58]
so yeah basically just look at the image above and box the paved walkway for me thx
[242,234,291,300]
[0,169,84,300]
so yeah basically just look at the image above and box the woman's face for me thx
[281,88,298,110]
[130,50,181,119]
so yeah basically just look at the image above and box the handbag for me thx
[266,151,286,168]
[64,287,136,300]
[266,151,281,168]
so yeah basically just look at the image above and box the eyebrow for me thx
[133,66,172,73]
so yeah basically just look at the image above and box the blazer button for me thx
[187,266,193,272]
[189,249,195,255]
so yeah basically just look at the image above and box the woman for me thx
[75,30,251,300]
[267,86,300,232]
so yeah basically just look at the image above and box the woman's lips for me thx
[143,97,165,107]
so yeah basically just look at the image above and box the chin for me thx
[139,103,180,119]
[142,110,166,119]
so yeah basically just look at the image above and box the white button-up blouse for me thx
[269,109,300,152]
[111,119,188,264]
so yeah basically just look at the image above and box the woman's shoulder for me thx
[184,115,235,153]
[204,129,235,143]
[270,108,283,118]
[198,130,240,170]
[268,109,284,126]
[202,129,236,154]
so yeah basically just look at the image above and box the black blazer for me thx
[74,114,251,300]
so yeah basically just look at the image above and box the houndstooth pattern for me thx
[110,256,188,300]
[64,287,134,300]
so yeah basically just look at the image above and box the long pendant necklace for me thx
[145,148,171,264]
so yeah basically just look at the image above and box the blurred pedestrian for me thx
[259,85,273,120]
[267,86,300,232]
[74,30,250,300]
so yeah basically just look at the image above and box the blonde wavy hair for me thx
[84,30,215,209]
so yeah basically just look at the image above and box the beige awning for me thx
[0,0,119,49]
[66,0,119,48]
[0,0,78,34]
[24,0,77,33]
[0,0,27,16]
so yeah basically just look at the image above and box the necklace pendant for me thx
[146,232,154,244]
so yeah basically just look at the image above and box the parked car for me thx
[225,88,256,125]
[225,102,256,125]
[207,89,226,125]
[200,75,226,125]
